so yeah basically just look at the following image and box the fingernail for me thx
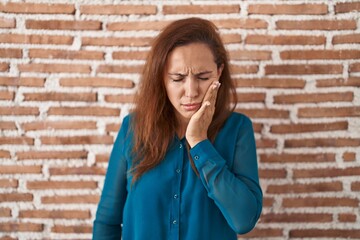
[205,101,210,106]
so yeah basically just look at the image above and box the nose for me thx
[184,77,199,98]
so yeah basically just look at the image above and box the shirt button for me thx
[172,220,177,224]
[176,169,181,173]
[194,155,199,160]
[173,194,178,199]
[179,144,182,148]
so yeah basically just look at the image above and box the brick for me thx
[82,37,152,47]
[274,92,353,104]
[229,50,271,60]
[282,197,358,208]
[241,228,283,238]
[259,169,287,179]
[0,165,41,174]
[0,107,39,116]
[235,78,305,88]
[23,92,96,102]
[108,20,169,31]
[261,213,332,223]
[105,94,134,103]
[260,153,335,163]
[0,137,33,145]
[0,222,43,232]
[19,210,90,219]
[256,139,277,149]
[298,107,360,118]
[113,50,149,60]
[333,34,360,44]
[266,182,342,194]
[0,193,33,202]
[163,5,240,14]
[230,65,258,74]
[26,20,101,30]
[293,167,360,179]
[338,213,356,222]
[96,154,110,163]
[97,64,143,74]
[81,4,157,15]
[18,63,91,73]
[29,49,104,60]
[271,121,348,134]
[48,106,120,116]
[27,180,97,189]
[49,167,106,176]
[16,150,87,160]
[265,64,342,75]
[263,197,275,207]
[236,108,289,119]
[52,224,92,233]
[106,123,121,132]
[351,182,360,191]
[0,179,18,188]
[0,77,44,87]
[285,138,360,148]
[248,4,327,15]
[316,77,360,87]
[281,50,360,60]
[290,229,360,238]
[0,17,15,28]
[0,208,11,217]
[252,123,263,133]
[60,77,135,88]
[343,152,356,162]
[41,135,113,145]
[335,2,360,13]
[236,93,265,103]
[0,91,14,100]
[246,34,325,45]
[21,121,97,131]
[276,20,356,30]
[0,121,17,130]
[0,3,75,14]
[222,34,242,44]
[42,194,99,204]
[0,49,22,58]
[0,34,73,45]
[0,63,9,72]
[213,19,267,29]
[0,236,16,240]
[350,63,360,73]
[0,150,11,158]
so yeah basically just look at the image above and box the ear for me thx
[217,64,224,80]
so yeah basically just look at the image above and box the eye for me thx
[171,77,184,82]
[198,77,209,81]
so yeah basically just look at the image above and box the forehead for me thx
[166,43,216,72]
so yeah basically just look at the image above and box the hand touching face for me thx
[164,43,223,133]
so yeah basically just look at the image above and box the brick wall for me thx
[0,0,359,239]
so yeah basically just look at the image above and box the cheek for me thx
[200,81,212,95]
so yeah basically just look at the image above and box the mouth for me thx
[182,103,202,111]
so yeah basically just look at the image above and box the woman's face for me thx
[164,43,223,125]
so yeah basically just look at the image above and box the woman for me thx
[93,17,262,240]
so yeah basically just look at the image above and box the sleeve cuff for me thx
[189,139,226,169]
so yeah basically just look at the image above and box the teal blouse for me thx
[93,112,262,240]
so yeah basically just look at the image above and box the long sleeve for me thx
[93,116,130,239]
[189,115,262,234]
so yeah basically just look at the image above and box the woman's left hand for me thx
[186,81,221,148]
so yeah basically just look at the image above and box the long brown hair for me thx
[130,17,237,182]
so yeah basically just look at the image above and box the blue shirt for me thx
[93,112,262,240]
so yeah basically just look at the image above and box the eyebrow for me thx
[168,71,213,77]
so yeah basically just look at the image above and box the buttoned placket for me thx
[170,139,184,240]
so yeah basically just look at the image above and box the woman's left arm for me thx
[189,116,262,234]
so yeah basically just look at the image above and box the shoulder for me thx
[224,112,253,129]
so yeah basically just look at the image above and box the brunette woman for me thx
[93,17,262,240]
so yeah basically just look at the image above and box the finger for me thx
[203,81,220,103]
[192,101,210,120]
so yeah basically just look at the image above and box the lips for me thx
[182,103,201,111]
